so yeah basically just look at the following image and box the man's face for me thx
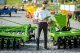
[42,4,47,9]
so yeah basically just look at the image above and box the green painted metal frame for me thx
[0,24,37,42]
[49,13,80,44]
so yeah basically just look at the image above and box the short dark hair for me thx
[42,1,48,4]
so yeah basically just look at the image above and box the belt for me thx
[38,19,48,23]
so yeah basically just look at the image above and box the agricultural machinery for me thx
[49,13,80,49]
[0,18,36,50]
[24,5,38,18]
[0,7,17,17]
[0,9,11,17]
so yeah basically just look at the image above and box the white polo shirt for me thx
[34,8,51,21]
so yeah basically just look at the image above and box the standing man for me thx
[34,1,52,50]
[32,0,37,3]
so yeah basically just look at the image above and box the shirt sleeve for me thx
[46,10,53,20]
[47,10,54,22]
[33,9,39,19]
[33,9,39,23]
[47,10,51,17]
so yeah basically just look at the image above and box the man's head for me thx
[42,1,48,9]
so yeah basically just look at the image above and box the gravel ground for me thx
[0,11,80,53]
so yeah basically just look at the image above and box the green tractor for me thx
[0,18,36,50]
[49,13,80,49]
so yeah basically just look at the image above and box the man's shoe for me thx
[36,48,39,50]
[44,47,49,50]
[44,47,47,49]
[36,47,39,50]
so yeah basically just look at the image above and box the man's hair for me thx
[42,1,48,4]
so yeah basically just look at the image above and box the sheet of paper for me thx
[70,5,75,11]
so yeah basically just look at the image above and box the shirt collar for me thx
[40,7,46,10]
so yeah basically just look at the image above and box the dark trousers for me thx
[36,22,48,49]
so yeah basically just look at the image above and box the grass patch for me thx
[47,5,60,10]
[7,0,22,5]
[0,0,22,9]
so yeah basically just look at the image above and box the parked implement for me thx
[0,18,36,50]
[24,5,38,18]
[49,13,80,49]
[0,9,11,17]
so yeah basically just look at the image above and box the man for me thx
[3,6,8,10]
[32,0,37,3]
[34,1,52,50]
[22,0,27,4]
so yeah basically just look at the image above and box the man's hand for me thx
[50,18,54,21]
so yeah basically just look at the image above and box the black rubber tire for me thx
[9,13,11,17]
[0,13,1,15]
[15,10,17,14]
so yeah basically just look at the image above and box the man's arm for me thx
[46,10,54,22]
[33,9,39,24]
